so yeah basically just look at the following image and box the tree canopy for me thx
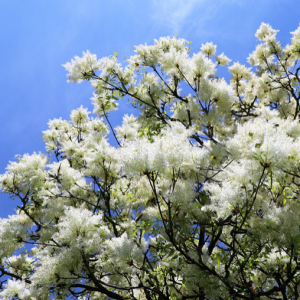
[1,23,300,299]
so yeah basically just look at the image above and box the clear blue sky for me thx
[1,0,299,217]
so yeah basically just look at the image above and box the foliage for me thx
[1,23,300,299]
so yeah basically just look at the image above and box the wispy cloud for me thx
[149,0,266,42]
[151,0,205,33]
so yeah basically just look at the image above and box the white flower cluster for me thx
[291,24,300,44]
[0,279,30,300]
[0,152,48,195]
[1,23,300,299]
[63,50,100,83]
[0,215,30,262]
[121,122,209,175]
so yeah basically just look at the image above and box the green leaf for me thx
[255,143,262,148]
[292,44,300,54]
[132,228,139,237]
[126,198,136,203]
[249,132,254,137]
[291,233,300,247]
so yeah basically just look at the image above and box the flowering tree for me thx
[1,23,300,300]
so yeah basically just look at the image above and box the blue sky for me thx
[1,0,300,218]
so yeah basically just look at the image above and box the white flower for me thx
[215,52,231,66]
[201,42,217,57]
[291,24,300,44]
[105,233,146,263]
[5,254,34,277]
[0,215,29,262]
[54,206,109,248]
[70,105,90,124]
[116,114,140,142]
[63,50,100,83]
[0,152,48,195]
[189,52,216,80]
[0,279,30,299]
[247,43,275,67]
[229,62,252,80]
[255,22,279,42]
[159,46,189,77]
